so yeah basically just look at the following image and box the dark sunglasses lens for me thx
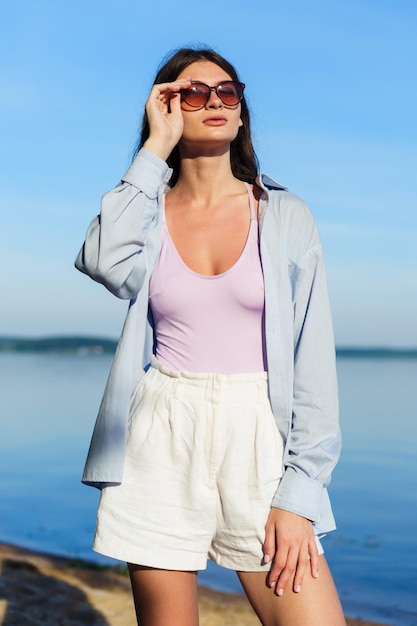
[217,82,244,105]
[181,84,210,107]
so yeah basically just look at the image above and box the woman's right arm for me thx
[75,78,191,299]
[75,148,170,299]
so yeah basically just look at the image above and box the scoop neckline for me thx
[162,183,257,279]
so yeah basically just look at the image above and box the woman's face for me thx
[175,61,243,153]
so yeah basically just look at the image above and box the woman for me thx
[76,47,346,626]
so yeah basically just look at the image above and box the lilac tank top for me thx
[149,183,267,374]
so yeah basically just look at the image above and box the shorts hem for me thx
[93,538,208,571]
[210,553,270,572]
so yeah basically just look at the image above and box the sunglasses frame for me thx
[180,80,245,109]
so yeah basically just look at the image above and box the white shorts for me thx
[93,358,322,571]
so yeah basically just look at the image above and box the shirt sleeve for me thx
[271,201,341,524]
[75,148,171,299]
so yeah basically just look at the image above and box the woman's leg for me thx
[237,555,346,626]
[128,565,199,626]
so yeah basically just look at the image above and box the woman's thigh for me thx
[237,555,346,626]
[128,565,199,626]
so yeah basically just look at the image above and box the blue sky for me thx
[0,0,416,346]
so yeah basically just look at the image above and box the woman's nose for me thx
[205,88,223,108]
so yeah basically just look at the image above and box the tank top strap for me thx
[244,182,256,220]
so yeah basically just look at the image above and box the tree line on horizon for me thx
[0,336,416,358]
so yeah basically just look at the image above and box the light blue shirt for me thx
[75,148,341,535]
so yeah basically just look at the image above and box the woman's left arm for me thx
[280,240,341,514]
[264,210,341,594]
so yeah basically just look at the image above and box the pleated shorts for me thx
[93,357,310,571]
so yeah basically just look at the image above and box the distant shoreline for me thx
[0,336,416,358]
[0,336,117,355]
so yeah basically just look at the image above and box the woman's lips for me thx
[203,116,227,126]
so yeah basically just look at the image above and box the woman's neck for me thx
[172,151,244,205]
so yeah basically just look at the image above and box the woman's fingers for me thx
[154,78,191,93]
[308,533,320,581]
[148,79,191,110]
[262,510,277,565]
[268,543,310,596]
[268,544,294,596]
[292,548,311,593]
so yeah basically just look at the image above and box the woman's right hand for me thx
[143,79,191,161]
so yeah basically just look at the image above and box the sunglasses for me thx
[180,81,245,109]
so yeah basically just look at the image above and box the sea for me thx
[0,350,416,626]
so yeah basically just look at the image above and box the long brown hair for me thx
[134,47,259,186]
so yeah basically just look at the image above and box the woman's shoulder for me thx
[257,173,315,225]
[257,174,321,258]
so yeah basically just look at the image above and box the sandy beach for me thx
[0,543,392,626]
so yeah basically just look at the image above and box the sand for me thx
[0,543,390,626]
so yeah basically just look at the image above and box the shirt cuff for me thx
[121,148,172,198]
[271,468,324,522]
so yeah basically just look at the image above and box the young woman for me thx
[76,47,346,626]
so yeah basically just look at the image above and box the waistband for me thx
[150,356,267,382]
[149,356,269,404]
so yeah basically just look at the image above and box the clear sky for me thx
[1,0,416,347]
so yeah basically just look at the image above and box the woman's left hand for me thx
[263,507,319,595]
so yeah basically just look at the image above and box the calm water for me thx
[0,352,416,625]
